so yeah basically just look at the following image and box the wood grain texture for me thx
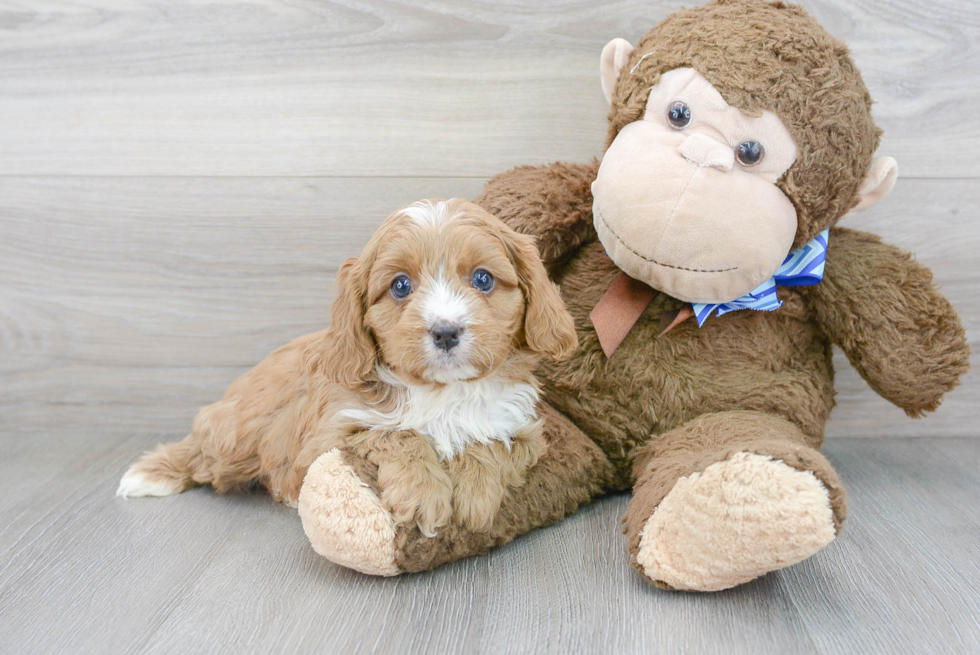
[0,0,978,178]
[0,176,484,432]
[0,176,974,436]
[0,434,977,654]
[783,438,980,653]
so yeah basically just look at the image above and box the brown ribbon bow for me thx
[589,272,694,357]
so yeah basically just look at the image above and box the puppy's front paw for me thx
[452,476,505,532]
[377,458,453,537]
[448,436,540,532]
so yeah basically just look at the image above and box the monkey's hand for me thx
[803,227,970,417]
[474,160,599,273]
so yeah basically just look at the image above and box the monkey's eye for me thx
[736,141,765,166]
[471,269,494,293]
[390,275,413,299]
[666,101,692,130]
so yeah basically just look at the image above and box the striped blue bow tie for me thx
[692,229,829,327]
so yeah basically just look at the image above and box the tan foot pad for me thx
[298,449,400,577]
[637,452,836,591]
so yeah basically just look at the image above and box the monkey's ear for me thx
[842,157,899,219]
[600,38,635,106]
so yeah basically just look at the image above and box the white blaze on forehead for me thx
[400,199,456,228]
[421,270,471,327]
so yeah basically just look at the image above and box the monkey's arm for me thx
[474,160,599,272]
[803,227,970,416]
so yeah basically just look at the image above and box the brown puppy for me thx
[118,199,577,535]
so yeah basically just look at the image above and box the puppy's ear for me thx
[505,230,578,360]
[317,257,376,388]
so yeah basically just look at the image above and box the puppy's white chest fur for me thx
[340,368,539,460]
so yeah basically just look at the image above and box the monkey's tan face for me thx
[592,68,799,304]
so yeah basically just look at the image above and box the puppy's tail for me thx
[116,435,202,499]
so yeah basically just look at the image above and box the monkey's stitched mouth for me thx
[593,206,738,274]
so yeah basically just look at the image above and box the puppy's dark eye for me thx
[390,275,412,299]
[667,101,692,130]
[471,269,494,293]
[735,141,765,166]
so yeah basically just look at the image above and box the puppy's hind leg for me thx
[117,435,202,499]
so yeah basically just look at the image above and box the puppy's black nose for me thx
[430,322,462,351]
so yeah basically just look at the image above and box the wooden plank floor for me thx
[2,0,978,178]
[0,434,978,654]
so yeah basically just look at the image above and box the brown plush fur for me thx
[330,0,968,584]
[801,228,971,416]
[466,152,967,578]
[121,200,578,537]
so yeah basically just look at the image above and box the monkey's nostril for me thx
[430,322,462,351]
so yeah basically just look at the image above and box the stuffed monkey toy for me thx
[298,0,970,590]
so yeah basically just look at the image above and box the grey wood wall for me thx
[1,0,976,438]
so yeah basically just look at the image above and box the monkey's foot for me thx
[635,452,836,591]
[298,449,400,576]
